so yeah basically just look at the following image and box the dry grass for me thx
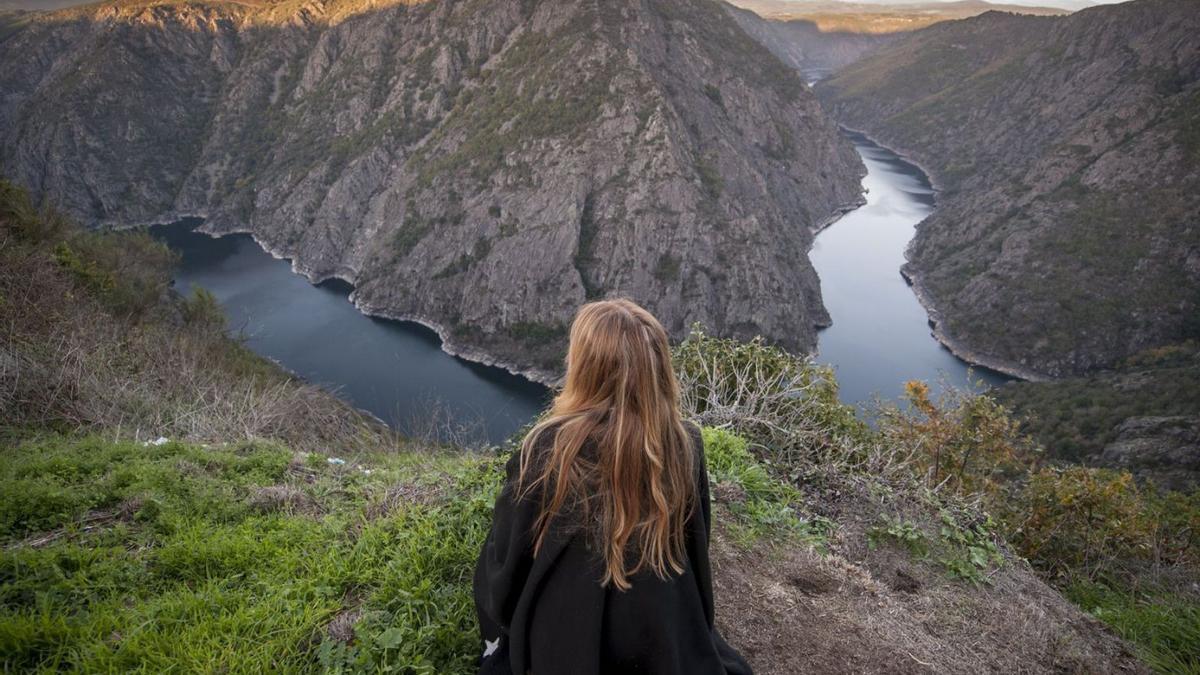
[710,477,1148,674]
[0,190,390,455]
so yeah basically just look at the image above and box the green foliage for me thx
[434,238,492,280]
[1066,579,1200,674]
[0,434,502,674]
[393,216,435,258]
[702,83,724,109]
[868,515,928,556]
[508,321,566,345]
[52,241,117,296]
[0,179,68,244]
[996,343,1200,463]
[867,509,1003,584]
[653,253,681,282]
[47,228,175,318]
[701,428,828,548]
[181,287,226,330]
[1005,466,1198,580]
[935,509,1003,584]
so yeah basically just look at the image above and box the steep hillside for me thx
[724,0,1068,81]
[0,183,1151,673]
[0,0,864,382]
[996,342,1200,491]
[816,0,1200,378]
[724,3,897,81]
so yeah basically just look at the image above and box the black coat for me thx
[473,424,753,675]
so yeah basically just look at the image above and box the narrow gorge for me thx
[0,0,865,382]
[815,0,1200,378]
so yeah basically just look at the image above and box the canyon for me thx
[0,0,865,382]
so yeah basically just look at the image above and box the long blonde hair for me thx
[518,299,696,590]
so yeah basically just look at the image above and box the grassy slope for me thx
[0,428,817,673]
[0,179,1178,672]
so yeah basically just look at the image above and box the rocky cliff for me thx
[816,0,1200,378]
[0,0,865,382]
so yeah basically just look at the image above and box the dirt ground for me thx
[710,477,1147,674]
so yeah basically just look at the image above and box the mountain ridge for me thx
[816,0,1200,378]
[0,0,865,383]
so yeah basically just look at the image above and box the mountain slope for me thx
[0,0,864,382]
[0,182,1148,674]
[724,3,898,81]
[816,0,1200,378]
[722,0,1067,84]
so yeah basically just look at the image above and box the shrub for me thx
[508,321,566,345]
[877,381,1038,498]
[702,83,725,109]
[1006,467,1199,580]
[673,327,867,470]
[49,229,175,318]
[701,427,825,547]
[181,287,226,330]
[0,179,69,244]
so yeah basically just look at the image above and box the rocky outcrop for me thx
[1100,416,1200,492]
[0,0,864,382]
[816,0,1200,378]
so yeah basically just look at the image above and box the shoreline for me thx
[899,265,1049,382]
[819,126,1047,384]
[181,220,562,389]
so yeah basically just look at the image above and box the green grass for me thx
[0,434,503,674]
[0,428,790,672]
[1066,579,1200,674]
[702,428,828,548]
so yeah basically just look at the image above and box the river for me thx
[152,220,549,445]
[811,131,1009,407]
[153,133,1006,443]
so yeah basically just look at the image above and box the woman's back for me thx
[475,424,749,675]
[473,299,751,675]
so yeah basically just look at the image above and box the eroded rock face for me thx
[816,0,1200,378]
[1100,416,1200,492]
[0,0,864,381]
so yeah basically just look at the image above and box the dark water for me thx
[811,132,1010,407]
[154,132,1004,436]
[154,221,549,445]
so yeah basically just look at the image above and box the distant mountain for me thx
[817,0,1200,378]
[723,4,899,81]
[727,0,1067,33]
[0,0,864,382]
[724,0,1068,83]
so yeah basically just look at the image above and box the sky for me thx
[841,0,1125,4]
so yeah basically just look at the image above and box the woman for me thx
[474,299,752,675]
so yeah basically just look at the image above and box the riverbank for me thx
[190,221,563,389]
[899,265,1051,382]
[822,126,1044,384]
